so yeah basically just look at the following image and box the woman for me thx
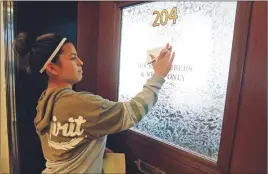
[14,32,175,173]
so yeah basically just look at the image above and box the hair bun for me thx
[14,32,35,58]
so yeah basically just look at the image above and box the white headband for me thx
[39,37,67,73]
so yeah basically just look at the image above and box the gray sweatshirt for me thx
[34,74,165,173]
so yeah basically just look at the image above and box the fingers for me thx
[169,52,175,65]
[105,148,113,153]
[159,49,167,58]
[163,46,172,61]
[155,44,174,64]
[166,43,170,49]
[167,46,173,57]
[159,44,171,60]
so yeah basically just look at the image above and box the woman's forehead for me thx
[62,43,76,55]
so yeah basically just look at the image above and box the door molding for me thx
[78,1,253,173]
[2,1,20,174]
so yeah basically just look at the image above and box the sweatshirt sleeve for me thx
[73,74,165,138]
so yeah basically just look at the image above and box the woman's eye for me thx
[71,57,76,60]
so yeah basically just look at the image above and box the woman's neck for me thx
[46,80,72,94]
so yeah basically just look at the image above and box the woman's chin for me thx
[77,75,83,82]
[71,76,82,85]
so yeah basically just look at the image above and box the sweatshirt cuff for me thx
[150,73,165,86]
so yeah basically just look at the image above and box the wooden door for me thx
[77,1,266,173]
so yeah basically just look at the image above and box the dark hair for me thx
[13,32,70,75]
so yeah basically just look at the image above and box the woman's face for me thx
[53,42,84,85]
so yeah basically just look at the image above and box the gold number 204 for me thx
[152,7,178,27]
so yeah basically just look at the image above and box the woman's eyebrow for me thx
[70,53,77,56]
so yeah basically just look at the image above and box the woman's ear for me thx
[46,62,59,76]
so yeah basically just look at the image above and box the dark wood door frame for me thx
[97,1,252,173]
[2,1,20,174]
[4,1,265,174]
[77,1,267,174]
[217,2,252,172]
[230,2,267,173]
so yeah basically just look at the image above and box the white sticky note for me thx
[146,46,165,64]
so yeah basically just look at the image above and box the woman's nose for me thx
[77,57,83,66]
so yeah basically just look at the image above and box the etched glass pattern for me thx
[118,2,237,161]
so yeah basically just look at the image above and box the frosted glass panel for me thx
[118,2,237,161]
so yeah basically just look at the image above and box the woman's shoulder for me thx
[56,89,104,104]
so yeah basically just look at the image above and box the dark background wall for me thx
[17,1,77,45]
[15,2,77,174]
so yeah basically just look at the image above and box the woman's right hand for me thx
[150,43,175,78]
